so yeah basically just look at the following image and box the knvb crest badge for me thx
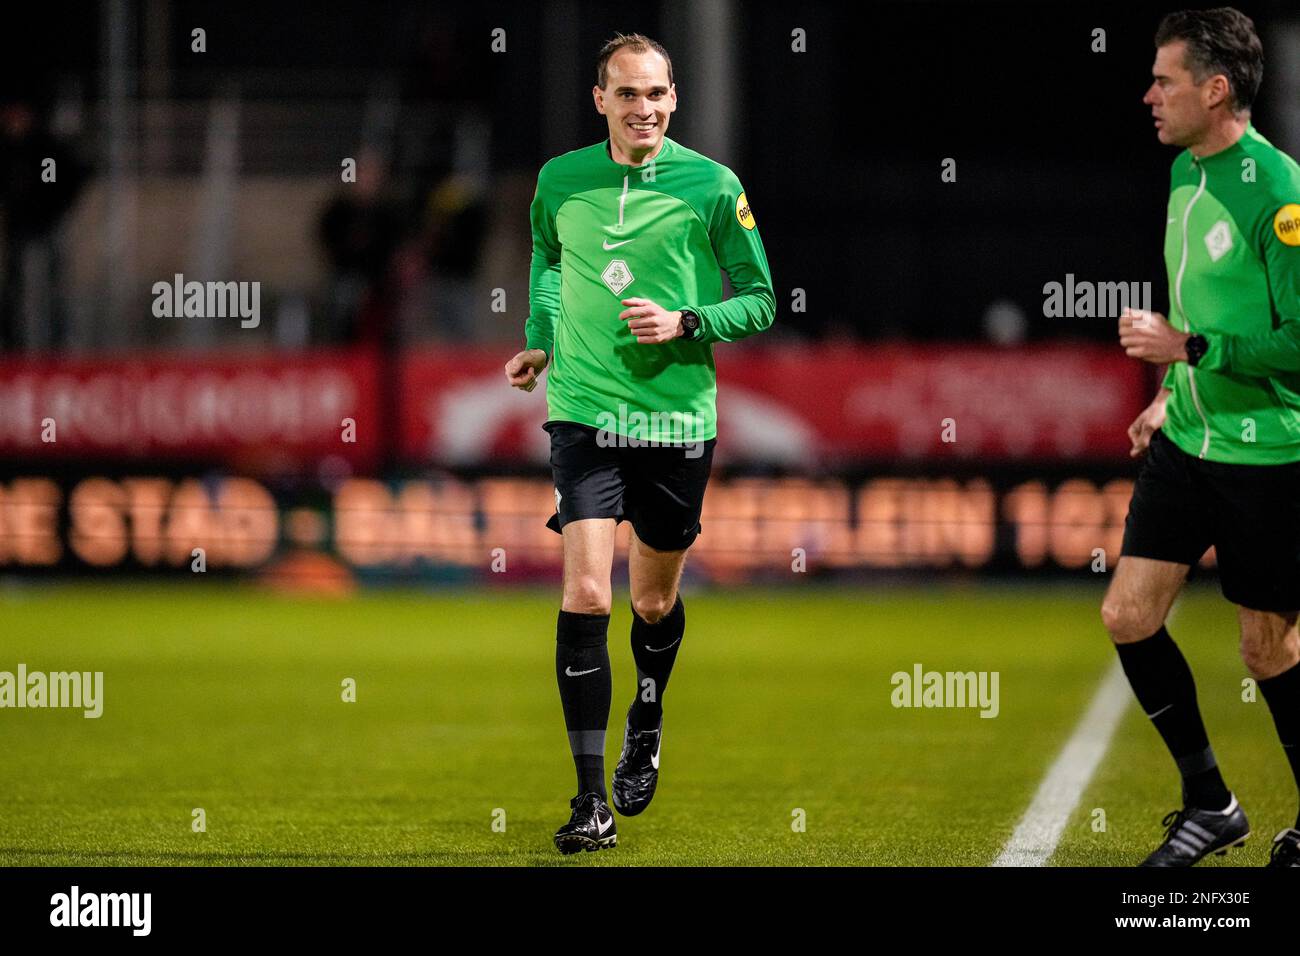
[602,259,634,295]
[1204,220,1233,262]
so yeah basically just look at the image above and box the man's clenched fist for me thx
[620,298,683,344]
[1118,308,1189,365]
[1127,388,1170,458]
[504,348,548,391]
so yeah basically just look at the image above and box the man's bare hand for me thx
[504,348,548,391]
[1119,308,1189,364]
[1127,388,1170,457]
[619,298,682,344]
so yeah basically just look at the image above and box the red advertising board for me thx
[398,344,1148,465]
[0,345,1147,470]
[0,350,381,472]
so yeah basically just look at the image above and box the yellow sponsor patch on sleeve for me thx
[735,192,756,230]
[1274,203,1300,246]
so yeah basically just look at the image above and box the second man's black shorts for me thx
[543,419,716,552]
[1121,428,1300,612]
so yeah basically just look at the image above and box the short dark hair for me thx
[595,33,674,90]
[1155,7,1263,112]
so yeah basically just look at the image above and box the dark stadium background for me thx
[2,0,1300,875]
[7,0,1297,327]
[15,0,1300,343]
[1,0,1297,583]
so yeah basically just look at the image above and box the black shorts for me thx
[543,420,716,552]
[1121,428,1300,612]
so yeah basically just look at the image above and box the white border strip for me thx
[993,659,1131,867]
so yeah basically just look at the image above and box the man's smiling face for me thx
[594,48,676,164]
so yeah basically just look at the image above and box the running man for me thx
[1108,7,1300,867]
[503,33,776,853]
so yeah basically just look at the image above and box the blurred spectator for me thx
[0,98,86,351]
[396,171,488,342]
[317,147,404,344]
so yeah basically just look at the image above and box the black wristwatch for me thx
[678,309,701,341]
[1185,333,1209,367]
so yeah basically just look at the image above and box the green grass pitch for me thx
[0,582,1291,866]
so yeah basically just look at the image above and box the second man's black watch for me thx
[1185,333,1209,367]
[678,309,701,341]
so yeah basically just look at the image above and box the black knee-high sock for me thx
[556,610,611,800]
[629,595,685,731]
[1115,626,1231,810]
[1258,658,1300,829]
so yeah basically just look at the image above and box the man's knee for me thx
[1237,610,1299,678]
[1100,596,1165,644]
[1238,628,1289,678]
[632,591,677,625]
[1239,632,1271,677]
[564,575,611,615]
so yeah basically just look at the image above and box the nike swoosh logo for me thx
[565,666,600,677]
[597,813,613,834]
[644,635,682,653]
[602,238,635,250]
[651,739,661,770]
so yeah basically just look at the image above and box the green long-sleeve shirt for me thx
[1160,124,1300,464]
[524,136,775,443]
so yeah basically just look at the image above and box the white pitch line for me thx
[992,658,1132,867]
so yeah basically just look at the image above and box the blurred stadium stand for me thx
[6,0,1300,352]
[1,0,1298,584]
